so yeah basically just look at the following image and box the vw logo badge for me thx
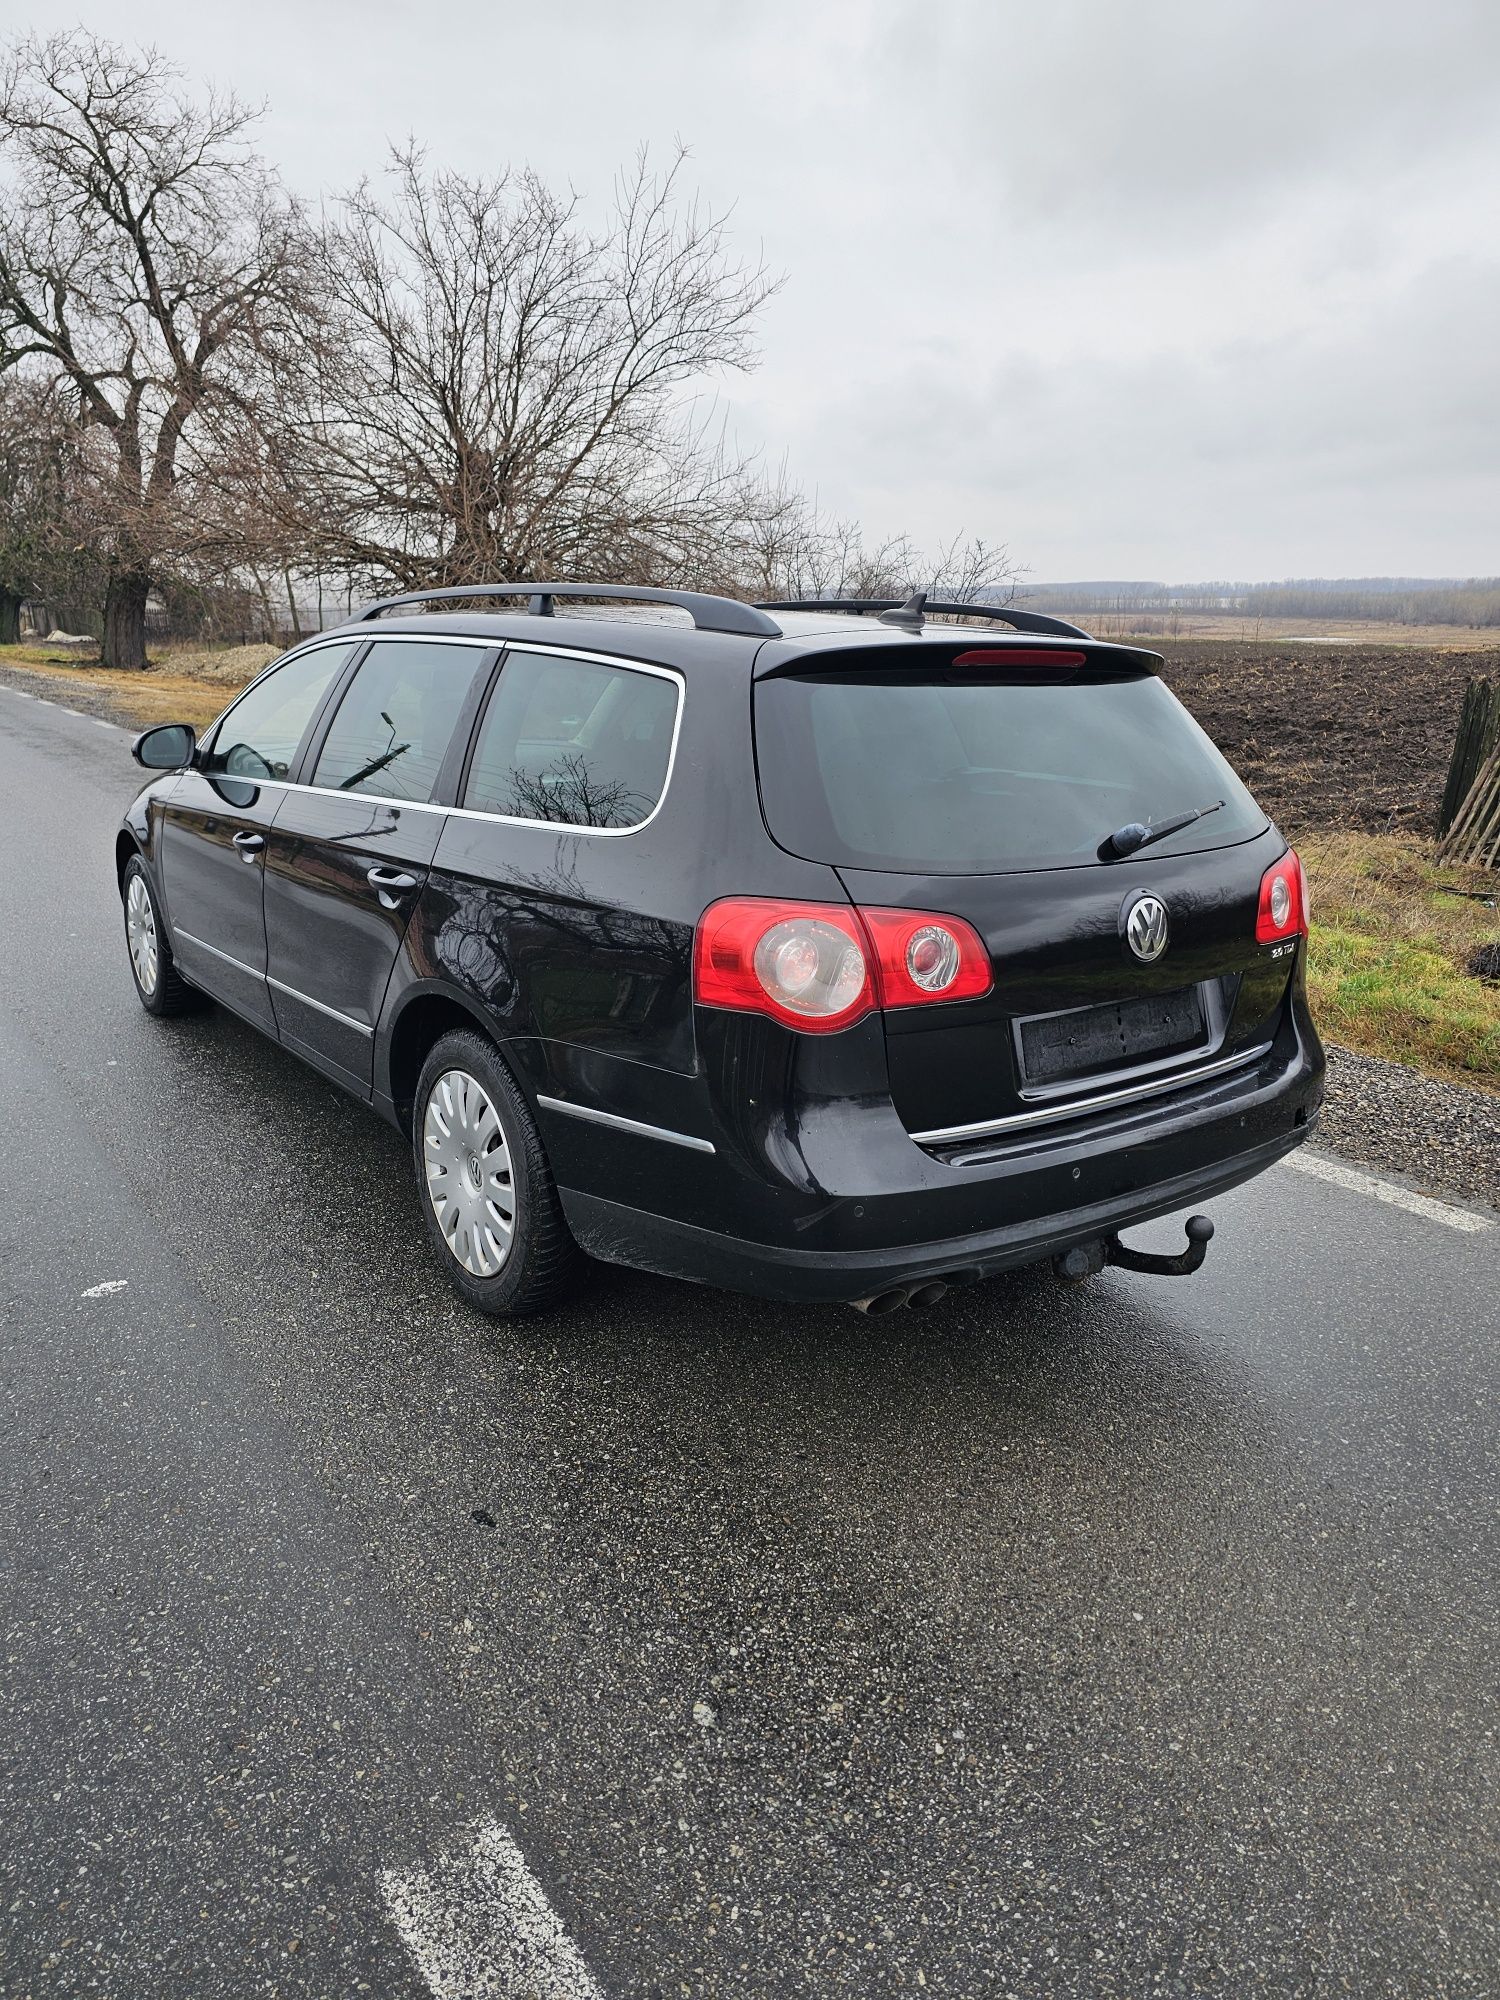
[1124,893,1170,962]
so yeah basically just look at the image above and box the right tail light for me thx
[1256,849,1308,944]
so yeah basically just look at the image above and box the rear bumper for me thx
[561,1118,1315,1303]
[560,1003,1324,1303]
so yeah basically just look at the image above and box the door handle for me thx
[367,865,418,908]
[232,830,265,860]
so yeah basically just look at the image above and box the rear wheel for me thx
[122,856,201,1016]
[413,1030,581,1317]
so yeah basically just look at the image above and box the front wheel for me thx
[413,1030,581,1317]
[122,856,202,1017]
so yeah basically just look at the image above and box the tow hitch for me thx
[1053,1213,1214,1283]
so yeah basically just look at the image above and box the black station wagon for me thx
[117,583,1324,1316]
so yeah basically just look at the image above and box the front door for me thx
[158,642,358,1031]
[261,638,493,1087]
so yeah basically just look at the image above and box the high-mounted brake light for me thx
[694,898,991,1032]
[1256,849,1308,944]
[951,648,1088,671]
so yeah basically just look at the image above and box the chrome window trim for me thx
[911,1040,1274,1146]
[202,634,685,838]
[535,1094,716,1155]
[266,973,374,1038]
[457,640,684,837]
[199,630,380,747]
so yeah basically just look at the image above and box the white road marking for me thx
[0,683,122,728]
[1285,1150,1494,1232]
[81,1278,130,1298]
[380,1815,604,2000]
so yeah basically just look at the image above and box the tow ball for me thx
[1052,1213,1214,1284]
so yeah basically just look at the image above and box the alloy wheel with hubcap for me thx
[122,857,199,1016]
[125,872,159,996]
[422,1068,516,1277]
[410,1029,580,1317]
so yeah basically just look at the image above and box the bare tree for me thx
[268,145,778,592]
[0,31,305,666]
[0,368,102,640]
[733,462,1021,606]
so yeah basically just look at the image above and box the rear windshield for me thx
[755,669,1266,874]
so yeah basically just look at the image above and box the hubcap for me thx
[422,1069,516,1278]
[126,874,159,994]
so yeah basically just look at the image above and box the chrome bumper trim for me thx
[911,1041,1275,1146]
[536,1094,716,1155]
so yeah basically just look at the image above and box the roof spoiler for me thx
[755,593,1092,640]
[353,581,781,638]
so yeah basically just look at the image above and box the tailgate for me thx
[837,831,1294,1137]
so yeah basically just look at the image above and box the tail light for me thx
[694,898,991,1032]
[1256,849,1308,943]
[857,906,993,1006]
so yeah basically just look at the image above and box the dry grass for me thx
[0,644,271,728]
[1299,833,1500,1089]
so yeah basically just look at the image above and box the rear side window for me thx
[205,642,355,781]
[314,640,484,803]
[755,669,1266,874]
[464,649,679,829]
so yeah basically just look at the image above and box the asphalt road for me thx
[1,683,1495,1998]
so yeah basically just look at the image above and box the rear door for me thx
[754,652,1289,1138]
[261,637,495,1088]
[158,641,358,1031]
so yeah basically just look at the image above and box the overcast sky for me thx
[21,0,1500,581]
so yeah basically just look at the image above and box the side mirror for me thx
[132,722,197,770]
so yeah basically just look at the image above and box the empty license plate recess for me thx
[1018,985,1208,1088]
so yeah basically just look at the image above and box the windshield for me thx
[754,669,1267,874]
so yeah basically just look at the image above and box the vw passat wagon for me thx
[117,583,1324,1316]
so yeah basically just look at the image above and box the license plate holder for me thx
[1017,985,1209,1089]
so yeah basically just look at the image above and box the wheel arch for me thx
[383,987,528,1131]
[115,829,144,894]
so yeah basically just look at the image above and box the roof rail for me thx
[354,581,782,638]
[754,596,1093,640]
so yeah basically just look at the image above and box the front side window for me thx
[464,649,679,829]
[205,642,356,782]
[313,640,486,803]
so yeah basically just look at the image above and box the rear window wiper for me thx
[1103,799,1224,857]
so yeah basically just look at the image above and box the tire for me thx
[122,855,202,1017]
[412,1029,581,1317]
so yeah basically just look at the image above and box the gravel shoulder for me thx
[0,655,242,731]
[1316,1043,1500,1212]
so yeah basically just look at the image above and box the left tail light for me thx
[1256,849,1308,944]
[694,897,991,1033]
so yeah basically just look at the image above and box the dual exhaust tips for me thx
[850,1278,956,1315]
[849,1214,1216,1313]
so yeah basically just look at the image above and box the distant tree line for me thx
[1017,578,1500,628]
[0,32,1013,668]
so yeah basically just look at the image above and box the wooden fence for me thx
[1439,677,1500,836]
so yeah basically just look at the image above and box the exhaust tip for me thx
[850,1287,910,1316]
[906,1281,950,1310]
